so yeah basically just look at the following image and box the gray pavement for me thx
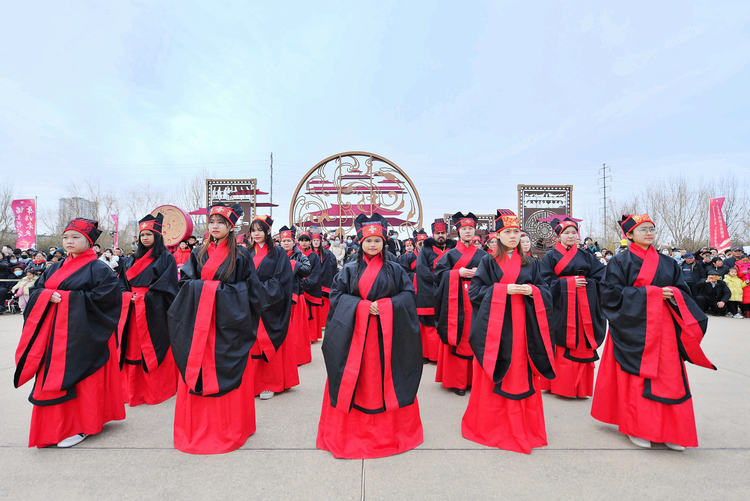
[1,312,748,500]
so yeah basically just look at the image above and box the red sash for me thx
[629,244,663,378]
[119,286,159,372]
[446,242,478,347]
[15,249,98,395]
[125,249,155,282]
[553,243,577,276]
[552,244,597,352]
[334,254,400,413]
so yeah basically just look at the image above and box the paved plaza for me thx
[1,313,748,500]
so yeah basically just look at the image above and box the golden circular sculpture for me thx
[290,152,423,236]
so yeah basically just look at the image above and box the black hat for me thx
[355,213,388,242]
[138,213,164,234]
[208,203,243,227]
[619,214,655,235]
[711,256,724,263]
[548,216,579,236]
[494,209,521,232]
[278,225,296,240]
[707,269,719,275]
[431,218,448,234]
[252,214,273,231]
[63,218,102,246]
[451,212,478,231]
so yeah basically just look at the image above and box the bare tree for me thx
[172,167,214,237]
[0,180,17,245]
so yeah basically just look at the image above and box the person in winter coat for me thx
[723,267,748,318]
[11,268,37,312]
[99,248,119,271]
[735,255,750,318]
[172,240,192,269]
[697,270,731,316]
[708,257,730,278]
[329,237,347,269]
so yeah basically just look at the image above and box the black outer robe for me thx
[286,247,312,303]
[300,247,323,307]
[540,246,606,362]
[15,252,122,406]
[317,248,338,296]
[397,251,417,282]
[468,253,555,398]
[249,244,294,359]
[600,249,714,403]
[167,245,263,397]
[434,243,485,356]
[415,238,456,327]
[322,258,423,412]
[118,251,179,370]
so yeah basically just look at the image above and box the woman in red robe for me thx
[248,215,296,400]
[434,212,485,395]
[168,203,266,454]
[591,214,715,450]
[14,218,125,448]
[297,231,323,342]
[278,226,313,366]
[118,213,179,406]
[462,210,555,454]
[317,213,423,459]
[539,217,606,398]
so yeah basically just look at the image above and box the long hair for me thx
[197,215,238,282]
[353,238,395,297]
[248,220,276,259]
[135,231,167,260]
[492,238,531,267]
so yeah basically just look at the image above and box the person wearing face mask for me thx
[591,214,716,451]
[539,217,606,399]
[415,219,456,364]
[434,212,485,396]
[0,253,26,314]
[330,235,347,269]
[386,230,405,257]
[462,210,555,454]
[317,213,423,458]
[12,268,38,313]
[14,218,124,448]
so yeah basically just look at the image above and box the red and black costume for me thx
[317,214,423,459]
[118,213,180,406]
[539,217,606,398]
[312,232,338,337]
[415,220,455,362]
[298,231,323,342]
[167,203,264,454]
[249,216,297,395]
[397,230,427,286]
[14,218,125,448]
[462,210,555,454]
[434,212,484,390]
[591,214,715,448]
[279,226,313,366]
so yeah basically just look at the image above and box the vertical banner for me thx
[709,197,731,251]
[111,214,119,248]
[12,199,36,249]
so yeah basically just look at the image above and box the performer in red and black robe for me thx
[248,215,296,400]
[167,203,265,454]
[317,213,423,459]
[485,232,497,254]
[462,210,555,454]
[298,231,323,342]
[415,221,455,363]
[591,214,715,451]
[539,217,606,398]
[434,212,484,395]
[14,218,124,448]
[312,233,337,337]
[118,213,179,406]
[397,230,427,284]
[278,226,313,366]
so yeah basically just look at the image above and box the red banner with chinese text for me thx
[709,197,731,251]
[12,199,36,249]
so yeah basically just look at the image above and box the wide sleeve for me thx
[257,252,294,355]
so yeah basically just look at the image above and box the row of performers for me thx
[13,205,714,457]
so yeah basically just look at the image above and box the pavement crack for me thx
[715,366,750,379]
[361,459,366,501]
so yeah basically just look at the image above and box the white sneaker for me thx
[259,391,275,400]
[57,433,87,448]
[665,442,685,451]
[734,313,744,319]
[628,435,651,448]
[725,312,734,317]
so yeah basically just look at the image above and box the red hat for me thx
[63,218,101,246]
[355,213,388,242]
[452,212,478,231]
[549,216,578,236]
[311,232,323,240]
[297,230,312,241]
[404,238,414,246]
[619,214,655,235]
[278,225,296,240]
[431,218,448,234]
[209,203,243,227]
[495,209,521,231]
[138,213,164,234]
[485,232,497,242]
[252,214,273,230]
[413,229,428,242]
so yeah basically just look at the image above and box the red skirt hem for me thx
[435,343,472,390]
[253,336,300,395]
[419,323,440,362]
[539,346,594,398]
[121,348,179,406]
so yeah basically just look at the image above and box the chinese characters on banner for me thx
[11,199,36,249]
[709,197,731,251]
[111,214,119,248]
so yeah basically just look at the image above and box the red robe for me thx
[591,244,715,447]
[415,239,454,362]
[461,251,555,454]
[317,253,423,459]
[15,249,125,448]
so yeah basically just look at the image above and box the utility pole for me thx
[270,152,273,219]
[598,163,612,239]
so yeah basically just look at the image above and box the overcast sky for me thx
[2,1,749,234]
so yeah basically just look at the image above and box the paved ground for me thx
[0,312,748,500]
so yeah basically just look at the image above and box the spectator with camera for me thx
[698,270,731,316]
[708,257,730,278]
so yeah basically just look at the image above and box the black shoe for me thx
[454,389,466,396]
[423,357,430,364]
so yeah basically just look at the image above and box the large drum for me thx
[151,205,194,248]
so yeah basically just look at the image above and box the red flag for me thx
[11,199,36,249]
[111,214,119,248]
[709,198,731,251]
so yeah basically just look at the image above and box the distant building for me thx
[58,197,97,230]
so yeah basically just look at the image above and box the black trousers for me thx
[706,299,728,316]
